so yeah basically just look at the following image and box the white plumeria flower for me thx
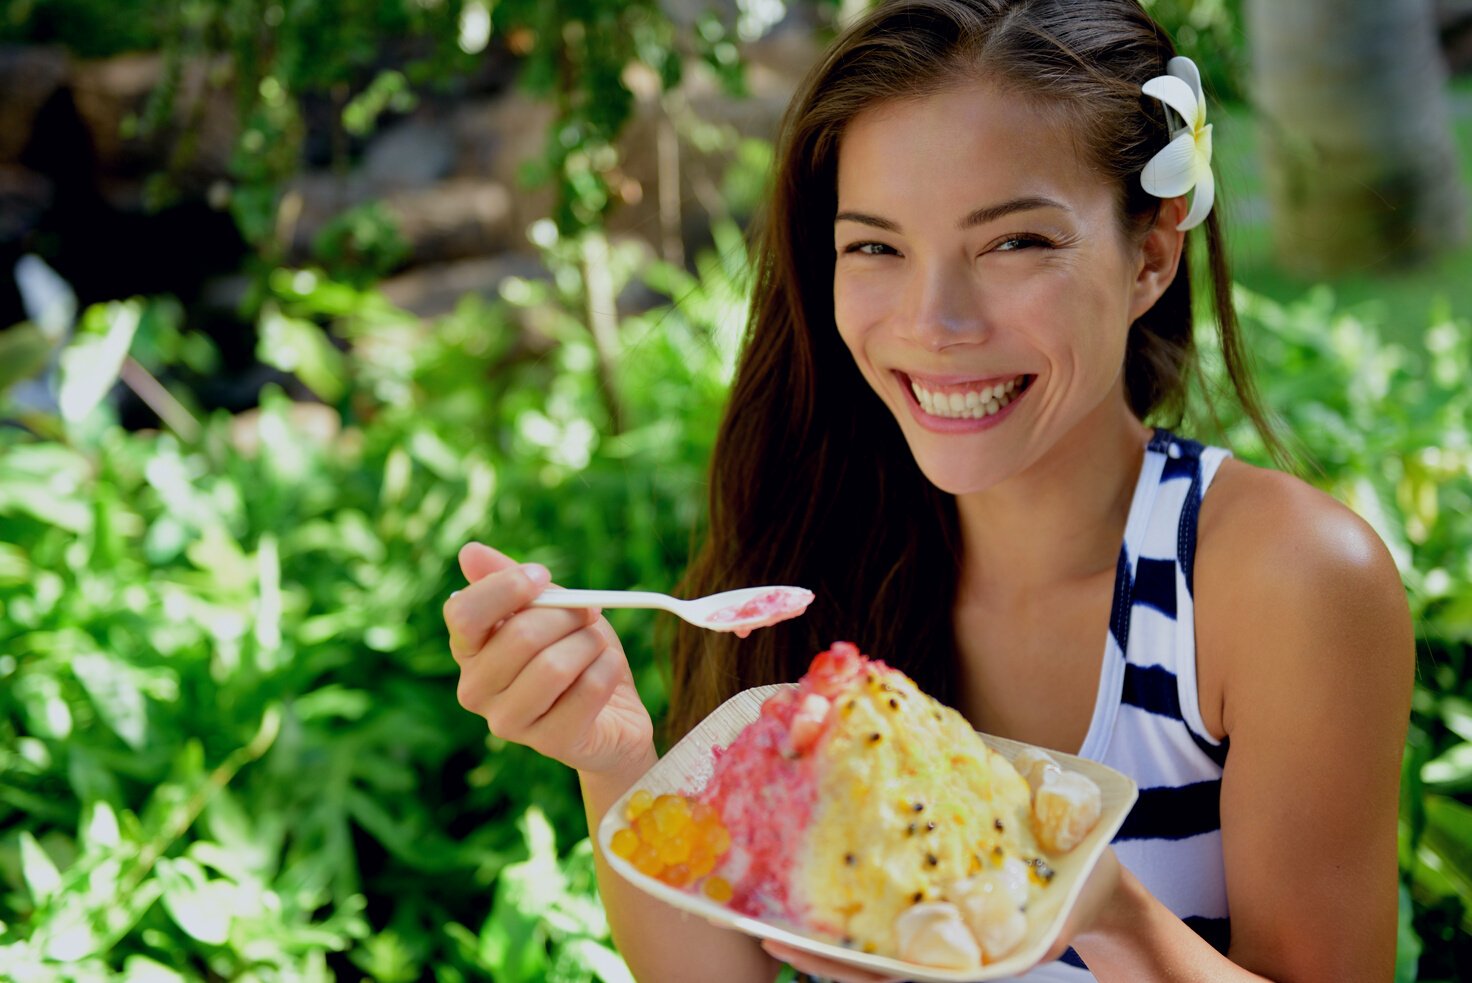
[1140,55,1214,231]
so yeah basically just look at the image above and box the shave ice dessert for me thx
[705,586,816,638]
[609,642,1104,969]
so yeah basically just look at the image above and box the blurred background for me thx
[0,0,1469,980]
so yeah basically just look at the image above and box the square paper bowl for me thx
[597,684,1138,982]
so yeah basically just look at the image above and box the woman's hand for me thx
[443,542,655,777]
[1038,846,1122,962]
[758,941,903,983]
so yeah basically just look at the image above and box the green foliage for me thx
[0,0,164,57]
[1189,287,1472,978]
[310,202,412,288]
[1,0,1465,977]
[0,225,742,976]
[8,226,1472,979]
[1139,0,1246,102]
[5,0,753,257]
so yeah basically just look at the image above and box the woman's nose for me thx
[899,263,990,351]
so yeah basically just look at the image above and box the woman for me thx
[443,1,1413,979]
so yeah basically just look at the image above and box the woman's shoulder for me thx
[1197,456,1399,589]
[1192,455,1412,733]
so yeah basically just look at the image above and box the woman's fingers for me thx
[455,604,596,709]
[521,640,628,748]
[458,541,516,583]
[488,624,611,732]
[444,562,553,662]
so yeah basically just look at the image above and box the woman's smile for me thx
[896,370,1035,431]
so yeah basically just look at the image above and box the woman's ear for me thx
[1128,195,1189,322]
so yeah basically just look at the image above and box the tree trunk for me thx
[1245,0,1466,275]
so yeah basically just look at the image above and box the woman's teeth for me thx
[910,376,1024,419]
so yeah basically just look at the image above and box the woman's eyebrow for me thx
[834,195,1069,232]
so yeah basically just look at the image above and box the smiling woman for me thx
[832,86,1155,495]
[443,2,1414,982]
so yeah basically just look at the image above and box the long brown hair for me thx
[665,0,1282,743]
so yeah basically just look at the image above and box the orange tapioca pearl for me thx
[690,801,718,826]
[706,825,731,855]
[632,810,660,843]
[652,795,692,835]
[660,863,695,888]
[610,828,639,859]
[656,830,693,865]
[703,876,733,903]
[688,847,717,877]
[631,843,663,878]
[625,789,655,822]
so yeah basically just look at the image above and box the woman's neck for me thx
[955,396,1152,599]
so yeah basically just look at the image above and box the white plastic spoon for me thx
[529,585,815,637]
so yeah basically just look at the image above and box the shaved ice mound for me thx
[611,642,1103,970]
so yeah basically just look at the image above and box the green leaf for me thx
[1422,741,1472,792]
[39,905,101,963]
[0,322,57,394]
[0,460,93,532]
[257,307,347,402]
[1439,695,1472,744]
[16,673,73,740]
[82,801,121,849]
[254,532,283,665]
[71,652,150,750]
[58,300,141,424]
[157,857,235,945]
[561,938,634,983]
[0,541,32,584]
[1394,882,1421,983]
[19,832,62,904]
[121,955,188,983]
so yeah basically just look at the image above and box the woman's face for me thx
[833,82,1163,495]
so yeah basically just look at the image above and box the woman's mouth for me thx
[898,372,1034,430]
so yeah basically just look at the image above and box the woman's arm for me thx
[1072,466,1414,982]
[446,543,782,983]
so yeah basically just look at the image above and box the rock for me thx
[282,170,376,260]
[606,34,815,256]
[70,52,236,204]
[377,251,546,319]
[450,91,557,232]
[381,177,517,264]
[0,45,69,164]
[361,113,458,190]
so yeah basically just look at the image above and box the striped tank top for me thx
[1008,428,1233,980]
[802,429,1233,983]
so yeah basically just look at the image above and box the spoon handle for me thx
[529,588,680,612]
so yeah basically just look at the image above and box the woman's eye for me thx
[995,235,1050,252]
[842,241,896,256]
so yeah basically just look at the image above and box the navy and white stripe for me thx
[1013,429,1233,981]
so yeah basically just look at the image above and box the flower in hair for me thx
[1140,55,1213,231]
